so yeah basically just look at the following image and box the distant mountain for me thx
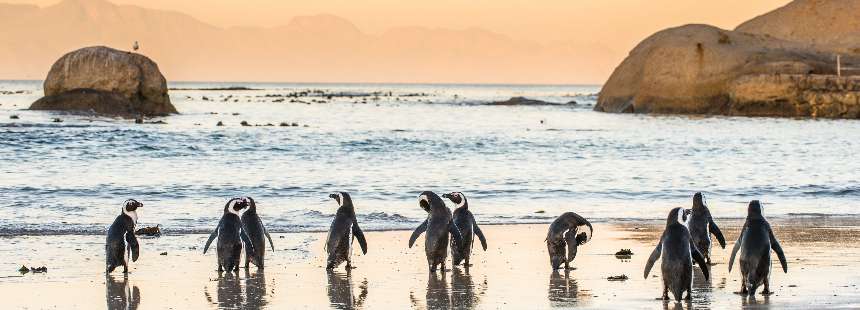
[0,0,612,84]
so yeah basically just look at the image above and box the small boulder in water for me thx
[10,115,19,119]
[487,97,557,106]
[240,121,251,126]
[135,225,161,237]
[216,121,224,126]
[52,118,63,123]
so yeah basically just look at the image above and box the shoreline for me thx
[3,214,860,237]
[2,220,859,309]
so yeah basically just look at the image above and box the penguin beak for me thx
[442,193,452,199]
[329,193,340,205]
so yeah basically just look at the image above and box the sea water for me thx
[1,80,858,234]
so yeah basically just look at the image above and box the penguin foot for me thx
[564,266,577,270]
[761,290,773,296]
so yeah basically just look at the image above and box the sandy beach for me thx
[2,217,859,309]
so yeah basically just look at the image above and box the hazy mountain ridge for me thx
[0,0,610,84]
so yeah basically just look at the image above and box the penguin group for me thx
[105,191,787,301]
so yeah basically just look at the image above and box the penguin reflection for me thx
[215,272,243,309]
[548,269,581,307]
[244,270,269,308]
[450,268,486,309]
[327,269,368,310]
[106,274,140,310]
[425,272,451,309]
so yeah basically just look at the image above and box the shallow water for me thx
[1,80,859,234]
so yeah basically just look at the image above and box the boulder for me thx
[30,46,176,117]
[595,0,860,118]
[736,0,860,54]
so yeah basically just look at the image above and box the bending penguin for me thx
[240,197,275,269]
[325,192,368,270]
[106,199,143,274]
[408,191,464,272]
[545,212,593,270]
[728,200,788,296]
[204,197,254,272]
[688,192,726,264]
[442,192,487,267]
[644,207,710,301]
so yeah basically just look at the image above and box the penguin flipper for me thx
[728,225,746,273]
[768,226,788,273]
[240,224,255,255]
[125,230,140,262]
[260,218,275,252]
[709,217,727,249]
[644,240,662,279]
[352,220,368,255]
[691,241,710,280]
[473,223,488,251]
[203,218,223,254]
[408,219,428,248]
[449,221,464,244]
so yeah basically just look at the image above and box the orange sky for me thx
[2,0,793,84]
[9,0,790,43]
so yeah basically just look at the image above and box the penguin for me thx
[240,197,275,269]
[688,192,726,264]
[644,207,710,301]
[545,212,593,270]
[204,198,254,272]
[325,192,368,270]
[408,191,464,272]
[441,192,487,267]
[106,199,142,274]
[728,200,788,296]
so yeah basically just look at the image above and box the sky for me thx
[2,0,793,84]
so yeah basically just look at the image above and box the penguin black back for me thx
[325,192,368,270]
[443,192,487,267]
[204,198,253,272]
[644,207,709,301]
[409,191,463,272]
[728,200,788,295]
[240,197,275,269]
[106,199,142,274]
[688,192,726,264]
[545,212,593,270]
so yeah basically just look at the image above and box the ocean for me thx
[1,80,858,235]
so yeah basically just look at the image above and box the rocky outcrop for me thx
[727,74,860,118]
[487,97,572,106]
[30,46,176,117]
[595,0,860,118]
[736,0,860,54]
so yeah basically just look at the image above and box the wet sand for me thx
[1,217,859,309]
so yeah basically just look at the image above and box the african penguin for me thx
[728,200,788,296]
[106,199,142,274]
[408,191,464,272]
[644,207,710,301]
[442,192,487,267]
[204,197,254,272]
[688,192,726,264]
[325,192,368,270]
[240,197,275,269]
[545,212,593,270]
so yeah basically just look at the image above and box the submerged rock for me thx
[487,97,561,106]
[29,46,177,117]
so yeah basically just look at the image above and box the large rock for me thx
[736,0,860,54]
[30,46,176,117]
[595,0,860,118]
